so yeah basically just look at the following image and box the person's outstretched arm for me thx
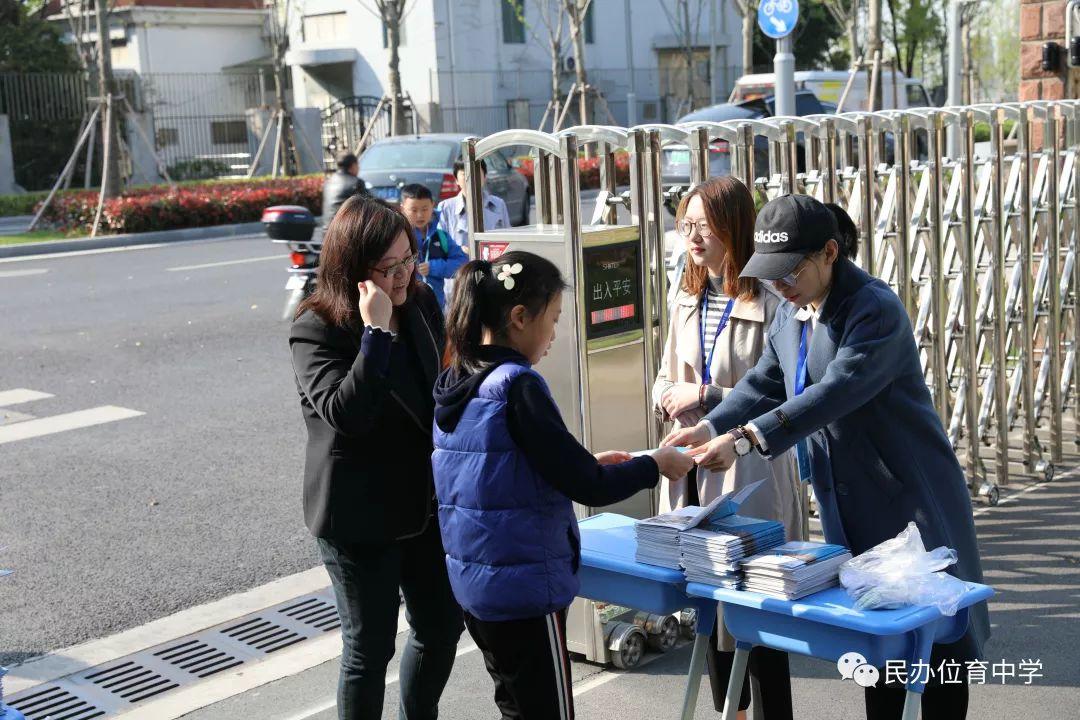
[506,374,658,507]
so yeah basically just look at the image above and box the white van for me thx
[730,70,933,112]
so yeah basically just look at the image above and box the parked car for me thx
[358,133,532,226]
[730,70,933,112]
[659,91,834,214]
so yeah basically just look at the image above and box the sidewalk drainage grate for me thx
[5,685,104,720]
[278,596,341,632]
[7,586,339,719]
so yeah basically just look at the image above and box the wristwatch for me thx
[729,427,753,457]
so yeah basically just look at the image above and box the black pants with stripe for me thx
[464,609,575,720]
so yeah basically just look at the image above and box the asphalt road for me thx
[1,233,316,665]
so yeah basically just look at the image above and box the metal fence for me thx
[138,72,266,176]
[0,72,88,122]
[0,71,270,187]
[432,66,723,135]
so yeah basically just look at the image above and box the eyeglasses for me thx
[771,259,814,288]
[675,219,714,238]
[371,254,416,279]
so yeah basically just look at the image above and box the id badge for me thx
[796,439,813,484]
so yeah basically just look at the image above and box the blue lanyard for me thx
[794,320,813,483]
[700,293,735,386]
[795,321,810,395]
[416,225,435,261]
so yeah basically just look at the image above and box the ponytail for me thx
[445,251,567,372]
[825,203,859,260]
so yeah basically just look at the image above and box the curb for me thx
[0,221,265,259]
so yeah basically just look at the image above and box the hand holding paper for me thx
[594,450,633,466]
[688,432,737,472]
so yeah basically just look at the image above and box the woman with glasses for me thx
[664,194,989,720]
[653,176,801,720]
[289,195,463,720]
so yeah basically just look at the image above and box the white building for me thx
[45,1,289,178]
[287,0,745,135]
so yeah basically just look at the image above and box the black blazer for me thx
[290,284,444,543]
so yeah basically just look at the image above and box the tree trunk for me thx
[270,11,296,176]
[741,8,754,75]
[95,0,121,198]
[387,2,407,135]
[550,38,561,126]
[682,0,695,113]
[846,16,859,66]
[866,0,883,110]
[570,1,588,124]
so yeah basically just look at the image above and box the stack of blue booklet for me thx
[635,480,785,585]
[680,512,786,587]
[740,541,853,599]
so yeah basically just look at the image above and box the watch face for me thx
[734,437,751,456]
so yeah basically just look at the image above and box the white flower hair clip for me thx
[496,263,523,290]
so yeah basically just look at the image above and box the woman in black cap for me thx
[663,194,990,720]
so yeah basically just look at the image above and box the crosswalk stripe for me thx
[0,389,54,408]
[166,254,287,272]
[0,405,144,445]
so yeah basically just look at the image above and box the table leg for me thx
[720,643,751,720]
[901,690,920,720]
[678,633,709,720]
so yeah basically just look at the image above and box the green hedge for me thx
[0,191,50,217]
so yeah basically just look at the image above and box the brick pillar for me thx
[1019,0,1078,145]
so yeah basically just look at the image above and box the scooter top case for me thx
[262,205,316,242]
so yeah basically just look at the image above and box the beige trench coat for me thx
[653,286,806,650]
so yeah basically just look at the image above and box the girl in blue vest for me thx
[432,251,694,720]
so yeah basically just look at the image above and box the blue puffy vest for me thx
[432,361,581,621]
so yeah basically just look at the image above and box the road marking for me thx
[0,268,48,278]
[0,405,143,445]
[0,243,169,263]
[0,389,54,407]
[572,646,672,695]
[973,477,1057,515]
[279,643,481,720]
[167,254,288,272]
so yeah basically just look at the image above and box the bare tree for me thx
[731,0,757,76]
[506,0,569,129]
[267,0,298,175]
[821,0,862,68]
[94,0,121,197]
[563,0,592,124]
[358,0,411,135]
[659,0,707,116]
[60,0,98,74]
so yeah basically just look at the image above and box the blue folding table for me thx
[686,582,994,720]
[578,513,718,720]
[580,513,993,720]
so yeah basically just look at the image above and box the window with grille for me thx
[210,120,247,146]
[502,1,526,44]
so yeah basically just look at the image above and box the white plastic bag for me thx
[839,522,968,616]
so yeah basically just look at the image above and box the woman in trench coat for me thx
[652,177,802,720]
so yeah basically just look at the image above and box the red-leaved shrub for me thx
[514,153,631,192]
[36,176,324,235]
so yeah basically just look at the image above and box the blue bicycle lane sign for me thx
[758,0,799,39]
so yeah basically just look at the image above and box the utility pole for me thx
[624,0,637,125]
[95,0,121,198]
